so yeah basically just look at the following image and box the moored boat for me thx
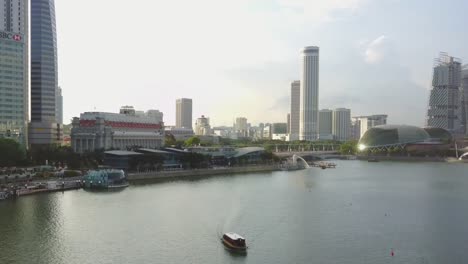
[83,169,129,190]
[221,232,247,252]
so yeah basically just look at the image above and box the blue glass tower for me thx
[29,0,62,146]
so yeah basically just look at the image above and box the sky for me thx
[56,0,468,127]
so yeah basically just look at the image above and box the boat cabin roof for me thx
[225,232,245,240]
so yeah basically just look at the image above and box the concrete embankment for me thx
[356,155,448,162]
[127,165,280,182]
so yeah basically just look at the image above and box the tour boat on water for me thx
[83,169,129,190]
[221,232,247,252]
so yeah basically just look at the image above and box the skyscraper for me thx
[426,53,462,134]
[299,46,319,141]
[461,65,468,135]
[176,98,192,129]
[289,80,300,141]
[29,0,62,146]
[332,108,351,142]
[318,109,333,140]
[56,87,63,125]
[0,0,28,145]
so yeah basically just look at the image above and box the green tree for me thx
[340,140,358,155]
[185,136,201,147]
[0,138,26,166]
[165,134,177,146]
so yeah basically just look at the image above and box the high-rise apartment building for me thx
[176,98,192,129]
[426,53,463,134]
[332,108,351,142]
[0,0,28,145]
[29,0,62,147]
[286,113,291,134]
[318,109,333,140]
[299,47,319,141]
[289,80,300,141]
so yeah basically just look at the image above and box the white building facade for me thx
[332,108,351,142]
[290,80,300,141]
[352,114,388,139]
[195,115,211,136]
[300,47,319,141]
[71,107,165,153]
[176,98,192,129]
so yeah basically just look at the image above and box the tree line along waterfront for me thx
[0,134,462,174]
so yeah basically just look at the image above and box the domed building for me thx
[358,125,450,153]
[423,127,453,143]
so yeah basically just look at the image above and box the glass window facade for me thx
[0,35,27,144]
[30,0,58,123]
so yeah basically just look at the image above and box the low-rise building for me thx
[71,106,164,153]
[195,115,211,136]
[271,123,288,141]
[352,114,388,139]
[165,126,194,141]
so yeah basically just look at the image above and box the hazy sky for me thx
[56,0,468,126]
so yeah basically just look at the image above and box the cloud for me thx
[362,35,389,64]
[277,0,367,21]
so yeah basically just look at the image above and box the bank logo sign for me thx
[0,31,23,42]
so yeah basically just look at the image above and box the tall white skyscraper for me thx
[319,109,333,140]
[300,46,319,141]
[0,0,29,145]
[176,98,192,129]
[332,108,351,142]
[426,53,463,134]
[289,80,300,141]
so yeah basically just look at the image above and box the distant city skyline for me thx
[55,0,468,127]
